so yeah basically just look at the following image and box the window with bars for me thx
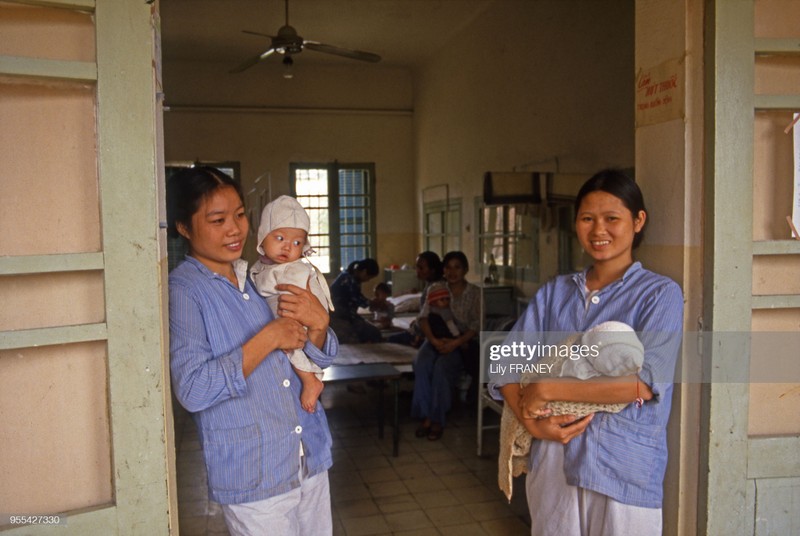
[291,162,376,274]
[476,201,540,284]
[422,199,461,257]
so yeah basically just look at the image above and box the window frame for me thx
[423,198,461,256]
[290,162,377,274]
[475,198,540,284]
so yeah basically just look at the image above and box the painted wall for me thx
[414,0,635,288]
[162,61,418,269]
[163,0,637,287]
[634,1,703,534]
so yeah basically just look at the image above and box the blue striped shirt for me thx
[169,256,338,505]
[492,262,683,508]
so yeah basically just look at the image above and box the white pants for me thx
[221,456,331,536]
[526,441,661,536]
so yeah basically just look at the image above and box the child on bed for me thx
[250,195,334,412]
[369,282,395,329]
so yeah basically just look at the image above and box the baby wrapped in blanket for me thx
[498,321,645,501]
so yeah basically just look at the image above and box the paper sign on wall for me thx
[635,57,685,127]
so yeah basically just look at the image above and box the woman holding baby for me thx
[167,167,337,535]
[411,251,481,441]
[495,169,684,535]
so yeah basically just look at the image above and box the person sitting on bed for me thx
[329,258,382,343]
[411,251,481,441]
[386,251,444,347]
[369,282,395,329]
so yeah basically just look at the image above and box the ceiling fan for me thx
[230,0,382,74]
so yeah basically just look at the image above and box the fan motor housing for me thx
[275,25,304,54]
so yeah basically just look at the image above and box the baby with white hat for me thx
[250,195,334,412]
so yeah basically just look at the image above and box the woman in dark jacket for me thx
[329,258,381,343]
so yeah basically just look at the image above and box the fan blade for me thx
[304,41,381,63]
[229,48,276,73]
[242,30,274,39]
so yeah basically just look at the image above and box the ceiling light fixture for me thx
[282,55,294,79]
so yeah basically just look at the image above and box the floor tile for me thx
[466,500,516,522]
[392,529,440,536]
[333,482,373,503]
[481,516,531,535]
[424,504,474,528]
[336,498,381,519]
[438,523,489,535]
[413,489,461,509]
[374,494,420,514]
[360,466,401,484]
[367,479,411,498]
[384,510,434,532]
[340,514,391,536]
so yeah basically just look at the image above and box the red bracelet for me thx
[635,380,644,409]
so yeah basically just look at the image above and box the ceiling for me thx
[159,0,492,71]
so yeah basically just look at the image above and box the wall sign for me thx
[635,57,685,127]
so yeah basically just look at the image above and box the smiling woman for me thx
[573,169,647,290]
[175,179,248,283]
[494,169,683,535]
[166,166,339,535]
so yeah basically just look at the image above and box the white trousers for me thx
[526,441,661,536]
[221,455,332,536]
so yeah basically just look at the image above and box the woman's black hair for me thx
[166,166,243,238]
[347,258,379,277]
[442,250,469,272]
[574,168,647,249]
[417,251,444,281]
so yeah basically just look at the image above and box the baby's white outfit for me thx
[250,258,333,378]
[251,195,334,379]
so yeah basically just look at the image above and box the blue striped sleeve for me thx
[169,280,248,413]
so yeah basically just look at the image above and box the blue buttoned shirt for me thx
[491,262,684,508]
[169,256,338,505]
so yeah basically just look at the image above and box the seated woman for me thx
[329,258,382,343]
[386,250,444,347]
[414,250,445,303]
[411,251,481,440]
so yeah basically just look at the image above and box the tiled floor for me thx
[175,378,531,535]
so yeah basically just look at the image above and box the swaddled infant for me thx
[498,321,645,501]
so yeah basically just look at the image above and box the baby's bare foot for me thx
[301,377,324,413]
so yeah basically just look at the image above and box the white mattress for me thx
[335,342,418,366]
